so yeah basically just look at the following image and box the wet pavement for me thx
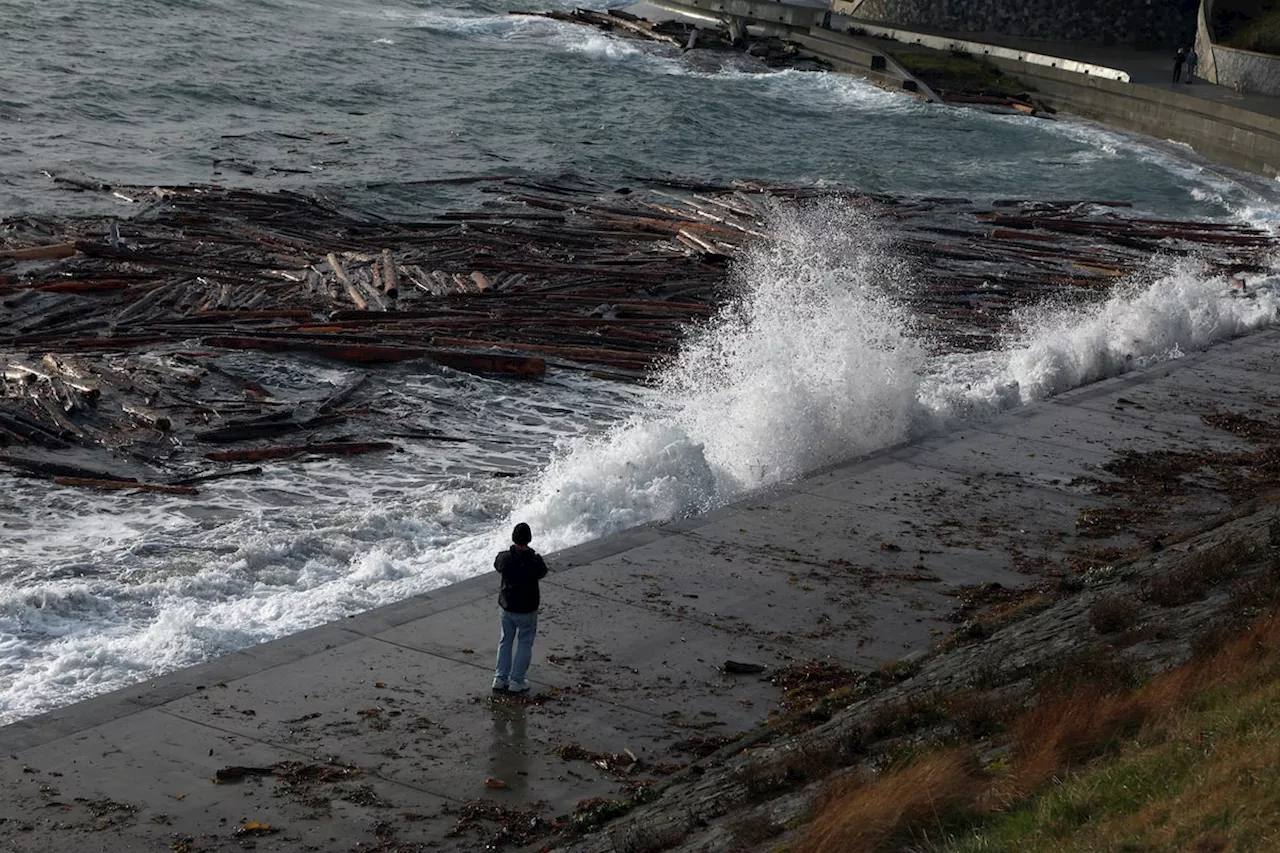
[864,23,1280,118]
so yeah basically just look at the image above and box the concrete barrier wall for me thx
[833,0,1196,47]
[834,17,1131,82]
[794,27,943,100]
[987,55,1280,177]
[666,0,821,28]
[654,0,1280,178]
[1195,0,1220,83]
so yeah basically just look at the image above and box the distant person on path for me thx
[1186,47,1199,83]
[492,522,548,694]
[1173,47,1185,83]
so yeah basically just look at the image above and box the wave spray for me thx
[515,201,1280,556]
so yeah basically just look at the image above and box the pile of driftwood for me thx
[1,175,1273,491]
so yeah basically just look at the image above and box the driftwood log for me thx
[0,176,1273,490]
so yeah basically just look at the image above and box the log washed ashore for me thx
[1,175,1275,494]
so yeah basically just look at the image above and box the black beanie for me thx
[512,522,532,545]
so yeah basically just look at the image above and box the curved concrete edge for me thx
[794,27,943,101]
[830,10,1132,82]
[641,0,1280,179]
[633,0,942,101]
[1197,0,1220,84]
[985,55,1280,177]
[658,0,823,29]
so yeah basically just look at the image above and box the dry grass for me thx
[1002,687,1147,800]
[867,692,949,740]
[794,749,985,853]
[795,615,1280,853]
[939,616,1280,853]
[736,737,854,799]
[1088,594,1142,634]
[727,814,784,851]
[1014,614,1280,798]
[1030,645,1138,695]
[1144,538,1258,607]
[946,691,1011,741]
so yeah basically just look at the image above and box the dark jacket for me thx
[495,545,548,613]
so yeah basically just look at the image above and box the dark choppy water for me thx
[3,0,1275,218]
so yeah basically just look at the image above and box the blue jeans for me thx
[494,608,538,684]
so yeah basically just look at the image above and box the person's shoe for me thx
[507,680,531,694]
[492,678,509,692]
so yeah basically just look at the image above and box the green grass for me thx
[794,613,1280,853]
[935,676,1280,853]
[1220,6,1280,55]
[888,47,1027,95]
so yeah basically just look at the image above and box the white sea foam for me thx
[1193,182,1280,231]
[0,371,643,721]
[508,202,1280,554]
[564,36,923,114]
[400,8,543,38]
[1024,116,1128,158]
[563,30,651,61]
[499,201,923,560]
[520,15,922,113]
[0,497,506,719]
[1005,262,1278,394]
[1029,117,1273,216]
[730,68,923,112]
[659,202,924,487]
[923,258,1280,421]
[1234,204,1280,231]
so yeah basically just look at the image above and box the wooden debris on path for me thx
[1,176,1273,487]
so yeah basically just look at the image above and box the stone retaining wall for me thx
[1212,44,1280,94]
[1192,0,1280,94]
[1196,0,1280,94]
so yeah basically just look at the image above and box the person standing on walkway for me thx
[492,522,548,694]
[1173,47,1185,83]
[1186,47,1199,83]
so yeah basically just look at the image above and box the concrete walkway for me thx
[831,16,1280,119]
[948,33,1280,118]
[824,16,1280,176]
[2,327,1279,851]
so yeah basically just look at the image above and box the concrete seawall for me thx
[824,15,1280,179]
[3,320,1279,850]
[985,56,1280,178]
[642,0,1280,179]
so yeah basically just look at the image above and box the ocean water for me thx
[2,0,1280,723]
